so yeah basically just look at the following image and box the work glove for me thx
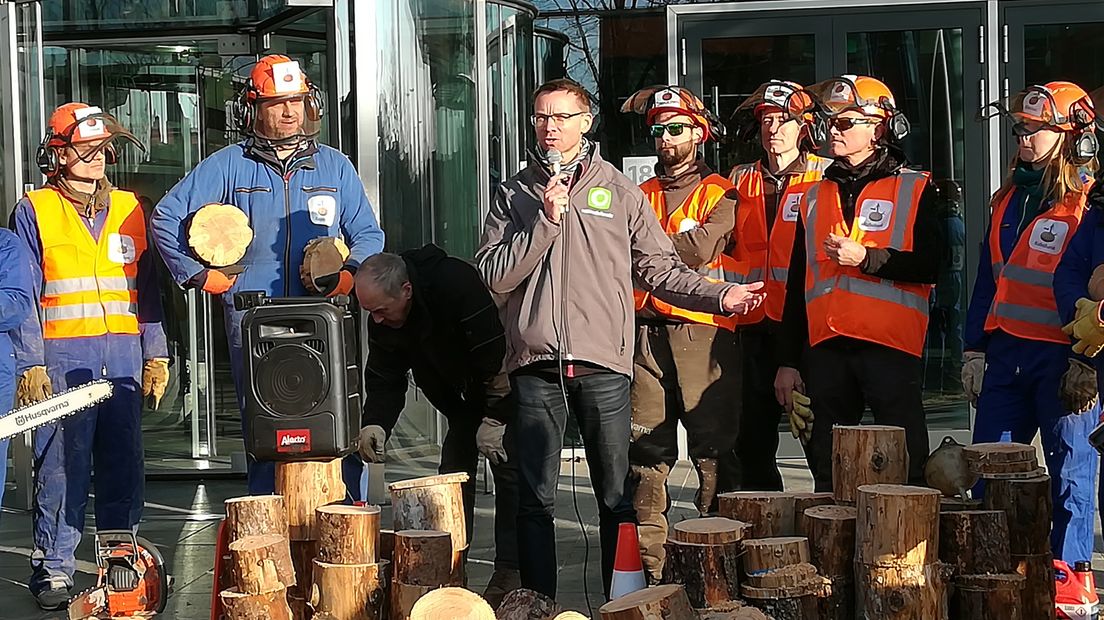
[17,366,52,407]
[1089,265,1104,301]
[315,268,355,298]
[788,390,814,445]
[301,237,352,296]
[476,417,508,465]
[200,269,237,295]
[1060,359,1099,414]
[358,425,387,463]
[961,351,986,406]
[142,358,170,410]
[1064,298,1104,357]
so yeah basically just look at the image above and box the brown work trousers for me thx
[628,322,742,581]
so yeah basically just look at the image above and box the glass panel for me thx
[533,28,567,86]
[1023,23,1104,93]
[848,28,969,430]
[42,0,266,32]
[488,2,536,193]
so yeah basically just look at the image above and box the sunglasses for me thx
[649,122,692,137]
[828,117,881,132]
[1011,121,1049,137]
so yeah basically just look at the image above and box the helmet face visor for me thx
[621,85,726,141]
[981,85,1095,133]
[251,93,322,144]
[51,112,145,162]
[807,77,890,118]
[734,81,814,123]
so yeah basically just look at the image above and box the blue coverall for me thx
[966,183,1099,563]
[0,229,36,512]
[150,141,385,496]
[10,192,169,595]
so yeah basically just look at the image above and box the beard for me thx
[658,141,697,168]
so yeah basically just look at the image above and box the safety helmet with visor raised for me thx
[806,75,911,144]
[979,81,1098,165]
[231,55,325,146]
[36,103,145,178]
[731,80,817,144]
[621,85,726,142]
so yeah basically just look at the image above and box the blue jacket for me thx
[0,229,35,409]
[1054,205,1104,325]
[150,141,385,299]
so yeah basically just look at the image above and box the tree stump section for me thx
[963,442,1038,476]
[189,203,254,267]
[792,493,834,537]
[696,601,770,619]
[741,537,809,575]
[662,539,741,608]
[393,529,454,586]
[225,495,289,540]
[392,582,438,620]
[317,504,381,565]
[310,559,390,620]
[855,562,951,620]
[275,458,344,540]
[832,425,909,505]
[409,587,496,620]
[219,587,293,620]
[742,563,818,590]
[1012,552,1056,620]
[228,534,296,595]
[803,504,856,579]
[495,588,563,620]
[741,586,820,620]
[938,510,1011,575]
[716,492,796,538]
[856,485,940,567]
[390,473,469,582]
[287,540,318,599]
[818,575,855,620]
[952,573,1024,620]
[671,517,749,545]
[599,584,697,620]
[983,475,1052,555]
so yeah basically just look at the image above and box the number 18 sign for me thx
[622,156,658,185]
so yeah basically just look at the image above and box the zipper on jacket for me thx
[617,291,626,355]
[560,183,572,368]
[283,174,292,296]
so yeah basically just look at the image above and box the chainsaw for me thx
[68,530,171,619]
[0,380,113,441]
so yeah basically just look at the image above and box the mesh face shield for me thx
[50,112,145,162]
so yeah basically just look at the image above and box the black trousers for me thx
[736,329,784,491]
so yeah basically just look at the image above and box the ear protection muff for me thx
[877,96,911,142]
[1070,129,1098,165]
[810,114,829,147]
[35,129,58,177]
[103,144,118,165]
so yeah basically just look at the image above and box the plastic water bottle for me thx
[1000,430,1012,443]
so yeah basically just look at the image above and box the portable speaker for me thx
[236,292,361,461]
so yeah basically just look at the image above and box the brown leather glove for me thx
[17,366,52,407]
[1090,264,1104,301]
[1060,359,1098,414]
[142,358,170,410]
[300,237,351,294]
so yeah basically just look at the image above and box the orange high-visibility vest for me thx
[984,185,1090,343]
[803,170,933,357]
[633,173,736,331]
[27,188,146,339]
[728,155,829,324]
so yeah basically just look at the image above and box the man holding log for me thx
[354,245,520,606]
[475,78,765,599]
[150,55,385,496]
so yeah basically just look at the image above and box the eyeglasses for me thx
[1012,121,1049,137]
[531,111,586,127]
[649,123,691,138]
[828,117,881,132]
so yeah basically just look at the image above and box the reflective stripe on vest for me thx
[634,173,736,331]
[803,170,933,357]
[27,187,146,339]
[983,185,1088,343]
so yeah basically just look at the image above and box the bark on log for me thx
[817,575,854,620]
[939,497,982,512]
[741,591,819,620]
[390,473,469,581]
[494,588,563,620]
[309,559,389,620]
[225,495,289,540]
[317,504,381,565]
[391,582,437,620]
[1012,552,1056,620]
[983,475,1053,555]
[287,540,318,599]
[229,534,296,595]
[740,537,809,575]
[671,517,749,545]
[219,587,293,620]
[855,484,940,567]
[855,562,951,620]
[938,510,1011,575]
[189,203,253,267]
[695,602,770,620]
[393,529,453,586]
[951,573,1024,620]
[964,442,1038,476]
[275,459,344,541]
[792,493,834,537]
[716,492,796,538]
[832,425,909,504]
[803,504,856,579]
[599,584,697,620]
[742,563,817,590]
[409,587,496,620]
[661,539,741,608]
[287,593,309,620]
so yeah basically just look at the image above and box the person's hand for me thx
[961,351,986,406]
[358,425,387,463]
[476,418,508,465]
[721,281,766,314]
[774,366,805,411]
[17,366,52,407]
[825,233,867,267]
[142,358,170,410]
[1064,298,1104,357]
[789,390,814,444]
[1060,359,1098,413]
[542,174,569,224]
[315,269,355,298]
[1089,265,1104,301]
[201,269,237,295]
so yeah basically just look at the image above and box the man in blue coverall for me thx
[0,230,35,511]
[151,55,385,496]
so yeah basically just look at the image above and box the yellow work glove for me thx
[1063,298,1104,357]
[142,358,170,410]
[1060,359,1098,414]
[789,390,814,444]
[17,366,52,407]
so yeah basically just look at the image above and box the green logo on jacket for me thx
[588,187,612,210]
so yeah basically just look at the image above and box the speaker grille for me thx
[305,339,326,355]
[254,341,275,357]
[255,344,328,417]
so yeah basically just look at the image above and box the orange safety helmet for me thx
[621,85,726,141]
[980,81,1098,164]
[231,54,324,143]
[807,75,911,142]
[36,102,143,177]
[731,80,817,145]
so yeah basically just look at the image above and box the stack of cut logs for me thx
[311,504,388,619]
[219,494,296,618]
[278,458,346,618]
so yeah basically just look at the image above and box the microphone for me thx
[547,148,563,177]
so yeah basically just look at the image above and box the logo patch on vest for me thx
[857,199,893,232]
[1028,218,1069,255]
[308,195,337,226]
[678,218,700,233]
[782,193,803,222]
[107,233,136,264]
[587,187,613,210]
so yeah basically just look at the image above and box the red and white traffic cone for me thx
[609,522,647,600]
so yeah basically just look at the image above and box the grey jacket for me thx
[476,148,731,376]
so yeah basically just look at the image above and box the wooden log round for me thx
[856,484,940,567]
[275,458,345,540]
[390,473,469,579]
[952,573,1024,620]
[803,504,856,578]
[228,534,296,595]
[393,529,454,586]
[715,492,795,538]
[287,539,318,599]
[855,562,951,620]
[963,442,1038,476]
[309,559,389,620]
[742,563,818,590]
[818,575,855,620]
[1012,552,1056,620]
[792,492,834,537]
[740,537,809,575]
[189,203,254,267]
[696,601,770,619]
[409,587,496,620]
[742,592,819,620]
[661,539,741,608]
[225,495,288,540]
[831,425,909,504]
[391,582,438,620]
[599,584,697,620]
[494,588,563,619]
[983,475,1053,555]
[670,517,749,545]
[317,504,381,565]
[938,510,1011,574]
[219,587,293,620]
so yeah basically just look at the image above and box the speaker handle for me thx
[233,290,351,311]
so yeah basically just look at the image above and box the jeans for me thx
[510,370,637,599]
